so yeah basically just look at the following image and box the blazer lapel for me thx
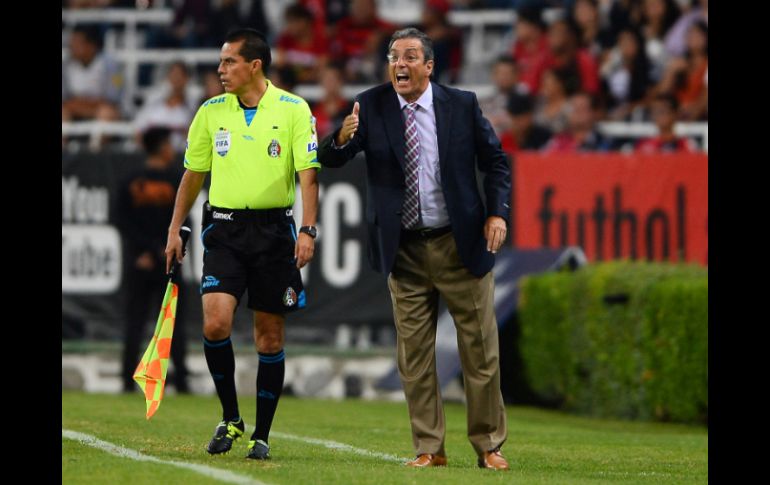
[433,82,452,178]
[380,88,406,169]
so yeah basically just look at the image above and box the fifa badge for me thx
[214,128,230,157]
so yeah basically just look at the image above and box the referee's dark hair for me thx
[224,28,271,75]
[142,127,172,156]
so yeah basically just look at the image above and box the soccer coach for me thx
[318,28,511,470]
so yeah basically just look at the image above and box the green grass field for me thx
[62,391,707,484]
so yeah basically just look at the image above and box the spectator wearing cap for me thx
[499,92,553,154]
[543,92,613,152]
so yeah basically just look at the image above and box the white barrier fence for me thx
[62,118,708,154]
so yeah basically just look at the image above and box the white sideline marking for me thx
[268,429,406,464]
[62,429,268,485]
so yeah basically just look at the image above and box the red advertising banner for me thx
[512,153,708,264]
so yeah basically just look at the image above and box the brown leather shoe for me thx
[406,453,448,467]
[478,448,509,470]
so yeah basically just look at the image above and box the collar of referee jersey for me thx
[234,79,280,111]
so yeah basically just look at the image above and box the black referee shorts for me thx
[200,205,305,314]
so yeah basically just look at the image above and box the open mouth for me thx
[395,73,410,86]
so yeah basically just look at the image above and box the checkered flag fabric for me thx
[132,281,179,419]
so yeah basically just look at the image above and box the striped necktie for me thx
[402,103,420,228]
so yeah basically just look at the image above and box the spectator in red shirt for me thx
[635,94,697,153]
[544,92,613,152]
[330,0,396,83]
[311,63,353,140]
[541,18,601,95]
[510,7,549,94]
[656,20,708,121]
[499,92,553,154]
[297,0,329,45]
[275,3,329,84]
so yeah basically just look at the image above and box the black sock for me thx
[203,336,240,422]
[252,349,285,442]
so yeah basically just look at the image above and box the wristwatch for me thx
[299,225,317,238]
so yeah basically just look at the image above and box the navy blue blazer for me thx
[317,82,511,277]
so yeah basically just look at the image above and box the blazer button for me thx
[395,210,402,215]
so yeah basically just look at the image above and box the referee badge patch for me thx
[215,128,230,157]
[283,287,297,307]
[268,139,282,158]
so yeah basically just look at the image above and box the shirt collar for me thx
[260,79,276,107]
[234,79,275,110]
[397,82,433,112]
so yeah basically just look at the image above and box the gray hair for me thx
[388,28,434,62]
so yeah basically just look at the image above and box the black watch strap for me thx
[299,225,317,238]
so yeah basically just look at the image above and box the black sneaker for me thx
[246,439,270,460]
[206,418,245,454]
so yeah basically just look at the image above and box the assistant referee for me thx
[165,28,320,461]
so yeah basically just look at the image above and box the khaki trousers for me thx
[387,230,507,457]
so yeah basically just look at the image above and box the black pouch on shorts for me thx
[202,200,212,228]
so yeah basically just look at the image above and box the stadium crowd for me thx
[62,0,707,153]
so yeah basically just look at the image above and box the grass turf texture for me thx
[62,391,707,484]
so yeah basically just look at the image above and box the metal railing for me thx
[598,122,708,152]
[62,118,708,154]
[62,8,174,116]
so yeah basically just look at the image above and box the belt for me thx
[209,205,293,224]
[401,225,452,240]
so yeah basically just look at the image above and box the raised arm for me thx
[318,101,365,168]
